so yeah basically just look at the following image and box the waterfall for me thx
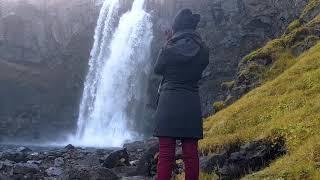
[71,0,153,147]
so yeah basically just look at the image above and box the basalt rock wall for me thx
[0,0,307,141]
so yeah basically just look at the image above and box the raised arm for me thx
[154,48,168,75]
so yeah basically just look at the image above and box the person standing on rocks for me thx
[153,9,209,180]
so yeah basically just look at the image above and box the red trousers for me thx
[157,137,199,180]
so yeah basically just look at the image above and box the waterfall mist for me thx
[69,0,153,147]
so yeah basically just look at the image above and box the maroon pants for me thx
[157,137,199,180]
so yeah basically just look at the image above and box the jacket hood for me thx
[165,30,203,60]
[172,9,201,33]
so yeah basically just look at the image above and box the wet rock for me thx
[17,147,32,153]
[121,176,152,180]
[130,142,159,176]
[200,153,227,173]
[0,152,28,163]
[54,157,64,167]
[63,165,118,180]
[111,166,137,177]
[27,152,40,160]
[13,162,39,175]
[102,149,130,169]
[46,167,63,176]
[130,160,139,166]
[200,139,286,179]
[64,144,75,151]
[1,160,14,168]
[26,160,42,165]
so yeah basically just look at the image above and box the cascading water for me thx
[70,0,153,147]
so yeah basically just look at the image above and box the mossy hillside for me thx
[240,15,320,82]
[238,1,320,89]
[200,43,320,178]
[212,101,225,113]
[302,0,320,20]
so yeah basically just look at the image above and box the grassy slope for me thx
[200,42,320,179]
[195,1,320,178]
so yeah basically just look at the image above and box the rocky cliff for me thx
[0,0,309,141]
[0,0,98,141]
[148,0,307,116]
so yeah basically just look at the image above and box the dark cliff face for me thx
[0,0,308,141]
[0,0,99,141]
[148,0,307,116]
[198,0,308,115]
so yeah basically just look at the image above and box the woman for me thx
[153,9,209,180]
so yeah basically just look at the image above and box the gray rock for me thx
[17,147,32,153]
[13,162,39,174]
[129,160,139,166]
[26,160,42,165]
[63,166,118,180]
[200,153,227,173]
[130,142,159,176]
[54,157,64,167]
[0,152,28,163]
[102,149,130,169]
[64,144,75,151]
[2,160,14,167]
[46,167,63,176]
[199,139,286,179]
[121,176,152,180]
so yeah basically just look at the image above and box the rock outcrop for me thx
[148,0,307,116]
[0,0,98,141]
[0,0,309,140]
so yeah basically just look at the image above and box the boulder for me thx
[63,166,118,180]
[0,152,28,163]
[130,142,159,176]
[200,153,227,173]
[46,167,63,176]
[13,162,39,175]
[17,147,32,153]
[200,139,286,179]
[26,160,42,165]
[54,157,64,167]
[64,144,75,151]
[102,149,130,169]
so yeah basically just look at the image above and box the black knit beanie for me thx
[172,9,201,33]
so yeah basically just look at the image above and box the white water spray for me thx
[70,0,153,147]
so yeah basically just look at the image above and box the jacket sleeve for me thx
[154,48,167,75]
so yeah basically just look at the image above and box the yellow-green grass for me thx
[212,101,225,112]
[243,14,320,64]
[200,43,320,178]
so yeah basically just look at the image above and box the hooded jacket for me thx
[153,29,209,139]
[154,29,208,92]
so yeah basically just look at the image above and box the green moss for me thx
[243,39,286,63]
[287,19,302,32]
[213,101,225,112]
[201,43,320,178]
[262,51,296,81]
[239,14,320,92]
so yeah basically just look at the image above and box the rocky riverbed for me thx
[0,137,286,180]
[0,138,159,180]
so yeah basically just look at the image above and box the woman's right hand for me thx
[165,29,173,40]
